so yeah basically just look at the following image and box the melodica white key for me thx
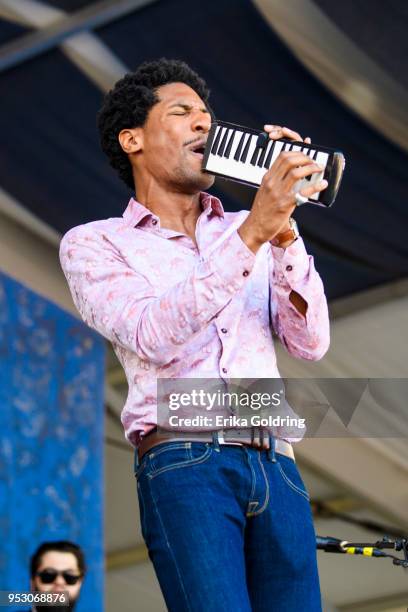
[202,120,345,207]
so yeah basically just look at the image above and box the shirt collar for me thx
[122,191,225,228]
[200,192,225,219]
[122,198,155,227]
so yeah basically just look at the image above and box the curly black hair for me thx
[97,58,212,190]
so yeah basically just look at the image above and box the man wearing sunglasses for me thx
[28,541,85,612]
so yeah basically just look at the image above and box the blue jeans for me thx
[134,440,321,611]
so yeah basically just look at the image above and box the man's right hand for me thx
[238,150,328,254]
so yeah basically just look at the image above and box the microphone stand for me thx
[316,535,408,568]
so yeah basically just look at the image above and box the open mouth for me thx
[188,141,207,159]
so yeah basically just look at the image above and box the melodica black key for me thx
[250,132,268,165]
[202,120,346,207]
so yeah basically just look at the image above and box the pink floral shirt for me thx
[59,192,329,446]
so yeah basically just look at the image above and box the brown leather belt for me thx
[137,428,295,462]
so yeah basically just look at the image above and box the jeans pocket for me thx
[277,457,310,501]
[148,441,213,480]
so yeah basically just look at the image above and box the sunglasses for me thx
[36,570,82,585]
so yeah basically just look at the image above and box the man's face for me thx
[31,551,83,607]
[138,82,215,193]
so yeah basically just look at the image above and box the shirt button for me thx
[243,270,249,277]
[152,219,158,225]
[221,328,228,334]
[222,367,228,374]
[286,265,293,272]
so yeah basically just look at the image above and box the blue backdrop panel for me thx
[0,272,105,612]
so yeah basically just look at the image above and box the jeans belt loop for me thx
[268,433,277,463]
[212,430,221,452]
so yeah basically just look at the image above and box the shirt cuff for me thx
[208,229,256,293]
[271,237,310,286]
